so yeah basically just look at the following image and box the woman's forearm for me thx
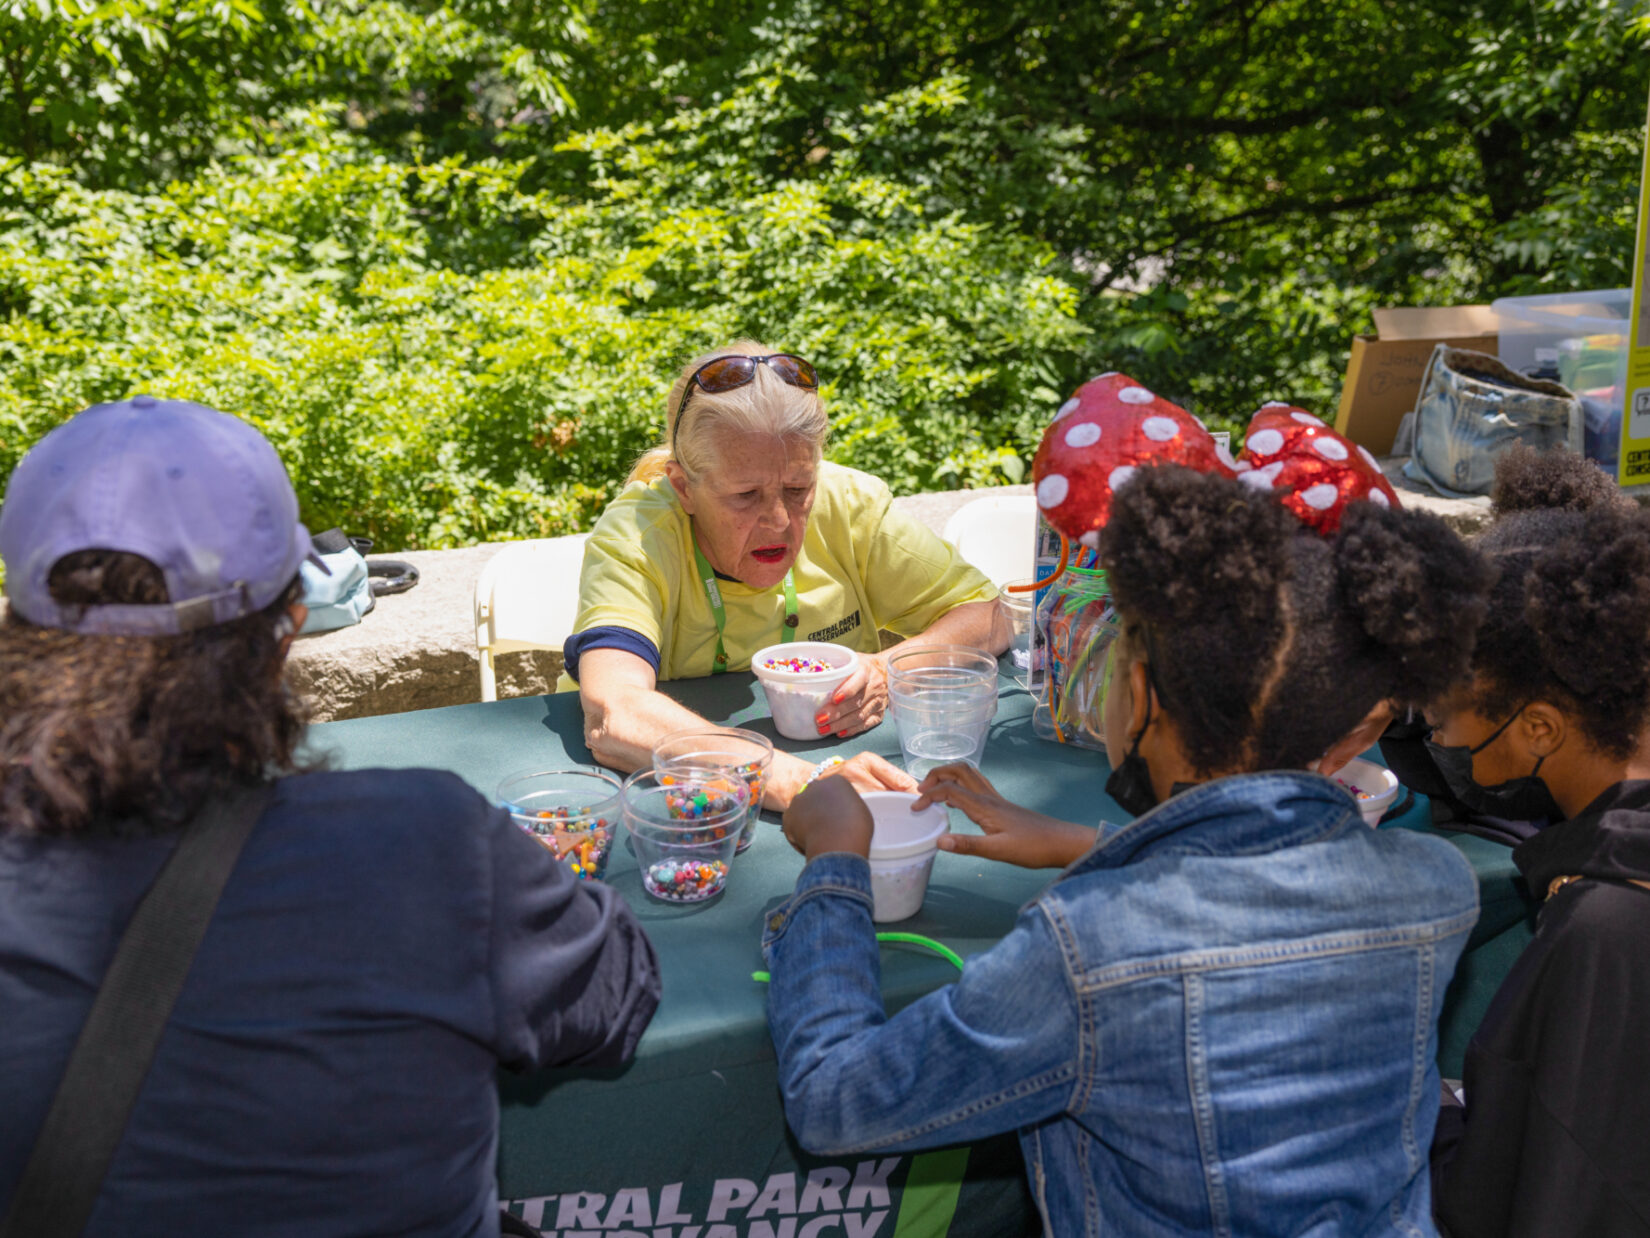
[886,597,1010,660]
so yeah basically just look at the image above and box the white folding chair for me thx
[941,494,1038,586]
[473,535,590,701]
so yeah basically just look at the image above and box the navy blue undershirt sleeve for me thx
[563,626,661,682]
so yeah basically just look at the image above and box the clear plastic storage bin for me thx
[1491,289,1631,471]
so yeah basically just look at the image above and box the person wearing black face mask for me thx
[1424,447,1650,1238]
[764,466,1497,1235]
[1423,702,1567,827]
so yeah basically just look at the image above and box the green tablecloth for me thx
[304,670,1532,1236]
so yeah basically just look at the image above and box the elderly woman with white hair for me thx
[563,341,1008,807]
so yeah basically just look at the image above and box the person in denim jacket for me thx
[764,466,1491,1237]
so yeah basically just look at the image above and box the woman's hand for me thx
[783,776,874,862]
[916,763,1094,870]
[769,751,916,810]
[814,652,889,738]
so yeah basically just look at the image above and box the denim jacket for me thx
[764,772,1479,1237]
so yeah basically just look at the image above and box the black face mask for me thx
[1106,663,1162,818]
[1424,706,1566,824]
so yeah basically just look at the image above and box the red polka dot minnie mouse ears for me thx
[1031,377,1398,554]
[1031,373,1236,548]
[1233,402,1398,534]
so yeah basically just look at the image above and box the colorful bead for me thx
[512,805,614,881]
[662,775,742,823]
[762,656,833,674]
[642,858,730,902]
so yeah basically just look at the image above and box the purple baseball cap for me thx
[0,395,322,635]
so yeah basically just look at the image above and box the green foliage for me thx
[2,0,1648,546]
[0,49,1085,546]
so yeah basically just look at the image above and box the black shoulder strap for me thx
[0,784,274,1238]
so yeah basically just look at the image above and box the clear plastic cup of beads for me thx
[620,766,750,903]
[652,727,773,853]
[496,767,623,881]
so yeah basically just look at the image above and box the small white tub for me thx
[861,791,949,922]
[750,641,859,741]
[1333,757,1401,826]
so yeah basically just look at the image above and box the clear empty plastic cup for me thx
[862,791,950,921]
[652,727,773,853]
[750,641,859,741]
[496,768,623,881]
[620,767,750,903]
[886,647,999,779]
[1000,581,1040,691]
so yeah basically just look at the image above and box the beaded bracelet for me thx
[799,755,845,792]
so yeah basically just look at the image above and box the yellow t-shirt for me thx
[559,462,998,684]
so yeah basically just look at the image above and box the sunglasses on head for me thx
[672,353,819,442]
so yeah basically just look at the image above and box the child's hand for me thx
[916,763,1095,870]
[783,775,874,862]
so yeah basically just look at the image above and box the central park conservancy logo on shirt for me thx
[806,610,861,644]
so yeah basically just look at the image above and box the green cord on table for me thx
[751,931,965,983]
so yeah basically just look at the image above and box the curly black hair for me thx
[1471,450,1650,758]
[1100,467,1492,776]
[1491,443,1636,518]
[0,550,308,835]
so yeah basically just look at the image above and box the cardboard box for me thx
[1334,305,1501,453]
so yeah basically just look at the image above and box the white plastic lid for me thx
[862,792,949,860]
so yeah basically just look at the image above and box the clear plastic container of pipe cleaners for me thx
[1031,566,1117,752]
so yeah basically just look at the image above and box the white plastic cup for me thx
[1330,757,1401,826]
[750,641,860,741]
[862,791,949,922]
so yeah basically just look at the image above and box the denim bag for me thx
[1404,345,1582,498]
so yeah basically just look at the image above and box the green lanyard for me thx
[693,540,798,673]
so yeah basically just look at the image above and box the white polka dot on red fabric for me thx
[1037,474,1070,508]
[1118,386,1154,405]
[1240,469,1275,490]
[1301,483,1339,510]
[1065,422,1102,448]
[1094,371,1119,381]
[1312,436,1349,461]
[1055,397,1080,421]
[1292,411,1322,426]
[1358,445,1380,471]
[1248,428,1284,456]
[1369,488,1391,509]
[1079,530,1101,549]
[1261,401,1290,409]
[1108,464,1137,491]
[1141,416,1179,442]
